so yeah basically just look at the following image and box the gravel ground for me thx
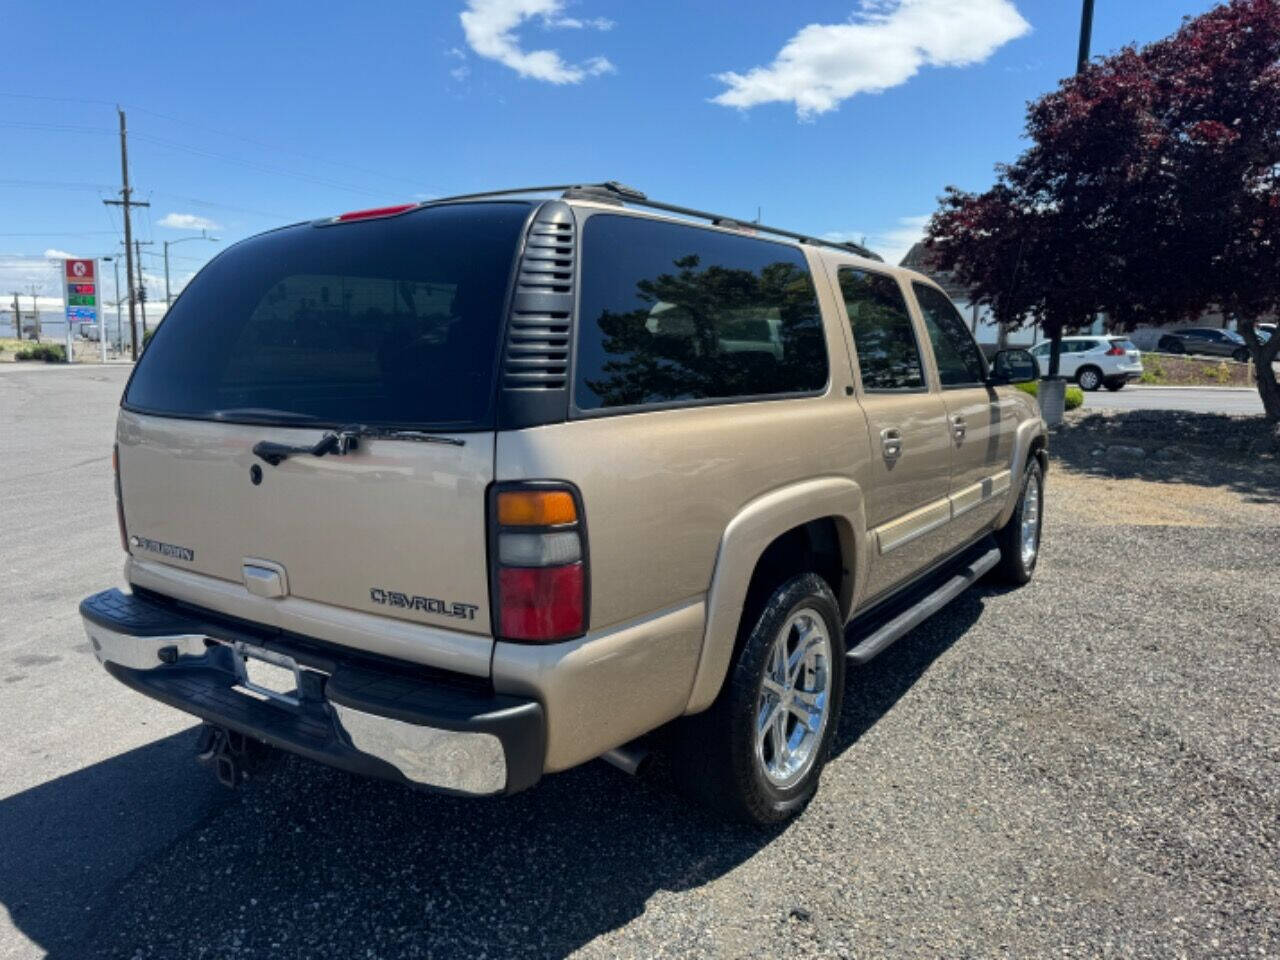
[2,370,1277,959]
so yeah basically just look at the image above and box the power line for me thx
[126,104,443,194]
[0,178,116,191]
[130,132,390,198]
[0,120,115,135]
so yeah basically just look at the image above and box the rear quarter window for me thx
[573,215,828,411]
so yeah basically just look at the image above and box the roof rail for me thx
[422,181,882,262]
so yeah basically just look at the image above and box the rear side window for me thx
[573,215,828,411]
[1110,338,1137,351]
[839,268,925,391]
[912,282,987,387]
[125,202,531,429]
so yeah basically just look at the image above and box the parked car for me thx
[80,182,1047,824]
[1028,335,1143,391]
[1157,327,1251,362]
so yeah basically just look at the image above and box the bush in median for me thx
[1017,380,1084,411]
[14,344,67,363]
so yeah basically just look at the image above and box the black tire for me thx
[1166,339,1185,354]
[1232,347,1249,363]
[1076,366,1103,391]
[1103,379,1125,392]
[993,458,1043,586]
[671,573,845,824]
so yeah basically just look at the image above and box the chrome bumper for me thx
[81,590,543,796]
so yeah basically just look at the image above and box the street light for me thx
[163,232,219,306]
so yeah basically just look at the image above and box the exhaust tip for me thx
[601,743,651,777]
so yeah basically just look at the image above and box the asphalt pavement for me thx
[1,366,1277,959]
[1084,384,1264,414]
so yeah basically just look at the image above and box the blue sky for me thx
[1,0,1218,315]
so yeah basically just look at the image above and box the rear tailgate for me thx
[117,413,495,634]
[116,201,536,666]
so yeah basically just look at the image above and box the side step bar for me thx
[846,544,1002,664]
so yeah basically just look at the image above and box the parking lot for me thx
[1,365,1277,959]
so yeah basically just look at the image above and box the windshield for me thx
[124,202,531,429]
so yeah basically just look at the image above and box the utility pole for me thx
[9,293,20,341]
[136,238,148,341]
[26,284,42,341]
[102,108,149,361]
[1046,0,1095,383]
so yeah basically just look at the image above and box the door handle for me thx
[880,427,902,460]
[951,416,966,442]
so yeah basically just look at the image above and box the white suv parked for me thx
[1028,336,1143,391]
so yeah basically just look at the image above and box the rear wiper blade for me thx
[252,423,464,467]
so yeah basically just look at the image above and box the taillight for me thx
[489,484,588,642]
[112,444,129,553]
[1106,345,1126,356]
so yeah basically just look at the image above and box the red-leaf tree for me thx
[926,0,1280,420]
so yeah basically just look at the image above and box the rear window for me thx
[573,215,828,411]
[124,202,531,429]
[1110,338,1137,351]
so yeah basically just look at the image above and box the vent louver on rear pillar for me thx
[498,200,576,428]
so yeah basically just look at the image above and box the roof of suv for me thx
[325,182,943,294]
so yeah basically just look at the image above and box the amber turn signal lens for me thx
[497,490,577,526]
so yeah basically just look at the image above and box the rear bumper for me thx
[80,589,544,796]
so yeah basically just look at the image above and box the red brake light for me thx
[498,565,585,640]
[335,203,417,222]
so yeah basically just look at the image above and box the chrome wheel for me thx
[1078,368,1101,391]
[755,608,833,788]
[1020,470,1041,568]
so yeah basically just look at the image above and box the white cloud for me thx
[824,214,930,266]
[712,0,1030,118]
[460,0,615,84]
[544,15,613,30]
[43,248,82,260]
[157,212,220,231]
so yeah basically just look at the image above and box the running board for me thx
[846,544,1001,664]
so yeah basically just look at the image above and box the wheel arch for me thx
[995,418,1048,529]
[683,477,867,715]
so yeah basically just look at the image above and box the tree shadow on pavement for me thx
[1052,410,1280,503]
[0,593,988,960]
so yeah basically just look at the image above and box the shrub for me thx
[14,344,66,363]
[1016,379,1084,411]
[142,327,156,350]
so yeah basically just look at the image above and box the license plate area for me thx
[230,641,303,708]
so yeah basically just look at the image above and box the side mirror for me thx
[989,348,1039,385]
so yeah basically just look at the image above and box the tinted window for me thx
[913,283,987,386]
[839,269,925,391]
[574,216,828,410]
[125,202,531,428]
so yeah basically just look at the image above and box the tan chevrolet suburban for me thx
[81,182,1046,824]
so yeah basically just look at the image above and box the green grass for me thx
[1016,379,1084,411]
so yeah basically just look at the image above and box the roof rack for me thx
[422,181,882,262]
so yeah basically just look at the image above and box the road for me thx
[1,365,1276,959]
[1084,384,1264,414]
